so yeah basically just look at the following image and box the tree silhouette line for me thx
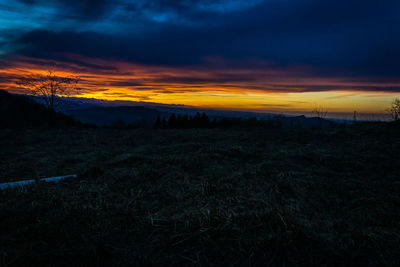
[153,112,279,129]
[154,112,215,129]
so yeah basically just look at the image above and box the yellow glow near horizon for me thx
[1,55,399,116]
[76,90,398,114]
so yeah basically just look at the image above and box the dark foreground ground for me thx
[0,123,399,266]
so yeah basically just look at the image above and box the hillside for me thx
[0,90,80,128]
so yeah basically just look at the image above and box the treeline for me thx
[153,112,281,129]
[154,112,214,129]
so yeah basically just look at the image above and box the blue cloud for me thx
[1,0,400,78]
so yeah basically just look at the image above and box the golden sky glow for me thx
[1,55,399,117]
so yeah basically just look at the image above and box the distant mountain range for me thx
[28,95,389,122]
[28,96,275,127]
[29,95,280,126]
[27,95,339,127]
[0,91,359,128]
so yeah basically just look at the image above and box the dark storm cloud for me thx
[4,0,400,80]
[17,0,111,20]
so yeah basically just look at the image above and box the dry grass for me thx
[0,124,399,266]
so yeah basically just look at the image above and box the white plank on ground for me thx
[0,174,77,190]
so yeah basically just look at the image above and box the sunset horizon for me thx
[1,1,400,266]
[1,55,398,117]
[1,0,400,116]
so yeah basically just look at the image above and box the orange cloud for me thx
[1,55,399,114]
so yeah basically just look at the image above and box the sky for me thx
[0,0,400,116]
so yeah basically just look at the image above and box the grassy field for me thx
[0,124,399,266]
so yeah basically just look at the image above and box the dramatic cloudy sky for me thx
[1,0,400,114]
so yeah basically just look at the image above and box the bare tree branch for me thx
[387,98,400,121]
[312,105,328,119]
[16,71,80,111]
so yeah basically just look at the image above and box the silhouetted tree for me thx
[154,115,162,128]
[211,118,217,127]
[200,113,210,128]
[193,112,202,127]
[388,98,400,121]
[353,111,358,123]
[176,114,183,128]
[312,105,328,119]
[168,114,177,128]
[183,114,189,128]
[16,71,79,112]
[161,113,214,128]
